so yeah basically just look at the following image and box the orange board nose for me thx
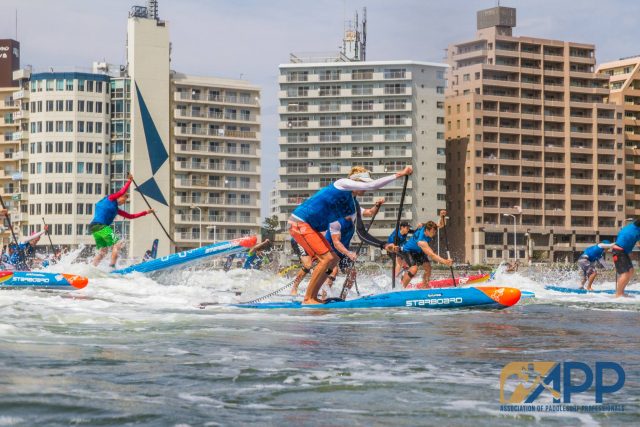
[237,235,258,248]
[62,274,89,289]
[476,286,521,307]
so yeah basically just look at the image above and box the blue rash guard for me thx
[326,218,356,259]
[292,184,355,231]
[9,243,32,265]
[243,251,258,269]
[402,228,432,254]
[90,196,119,227]
[581,245,605,262]
[615,222,640,254]
[387,229,409,246]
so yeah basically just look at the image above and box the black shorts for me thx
[612,248,633,274]
[337,256,354,274]
[290,238,308,259]
[398,250,429,267]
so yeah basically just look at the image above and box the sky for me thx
[2,0,640,217]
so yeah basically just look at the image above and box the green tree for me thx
[261,215,280,241]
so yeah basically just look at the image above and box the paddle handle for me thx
[42,217,56,256]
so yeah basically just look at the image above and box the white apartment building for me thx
[269,180,280,217]
[26,72,110,246]
[172,73,261,251]
[277,60,447,240]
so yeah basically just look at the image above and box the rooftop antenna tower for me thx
[361,7,367,61]
[147,0,159,19]
[341,7,367,61]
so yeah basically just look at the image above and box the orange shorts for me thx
[289,221,332,258]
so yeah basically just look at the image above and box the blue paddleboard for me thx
[233,286,521,310]
[545,285,640,295]
[0,271,88,290]
[113,236,257,275]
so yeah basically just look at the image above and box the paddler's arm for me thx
[362,199,384,217]
[354,206,395,252]
[108,173,134,201]
[20,229,47,244]
[418,240,453,266]
[118,208,154,219]
[334,166,412,192]
[437,210,447,229]
[251,239,271,252]
[598,243,615,250]
[331,233,356,261]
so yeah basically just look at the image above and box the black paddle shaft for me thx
[392,175,409,289]
[442,215,456,286]
[339,206,380,299]
[41,217,56,256]
[0,194,29,271]
[131,178,175,244]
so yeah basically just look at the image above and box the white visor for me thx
[349,172,373,182]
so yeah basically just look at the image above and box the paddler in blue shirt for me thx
[9,229,47,271]
[611,219,640,297]
[321,199,384,297]
[577,240,610,291]
[242,239,271,270]
[90,173,154,268]
[399,210,453,288]
[388,221,423,275]
[289,165,410,304]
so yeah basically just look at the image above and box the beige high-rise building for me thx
[24,72,111,246]
[597,58,640,219]
[445,6,624,264]
[0,86,21,246]
[4,68,30,241]
[171,73,261,251]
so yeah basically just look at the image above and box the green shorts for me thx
[91,225,119,249]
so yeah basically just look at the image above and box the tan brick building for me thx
[597,58,640,220]
[445,6,624,264]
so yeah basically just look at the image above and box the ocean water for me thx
[0,257,638,426]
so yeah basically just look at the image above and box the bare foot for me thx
[615,293,634,298]
[585,286,592,291]
[302,298,323,305]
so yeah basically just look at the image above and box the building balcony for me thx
[174,161,259,174]
[454,49,488,61]
[12,90,25,100]
[174,126,258,140]
[173,92,259,106]
[174,143,260,157]
[174,109,259,124]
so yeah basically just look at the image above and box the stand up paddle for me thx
[339,204,380,299]
[442,213,456,286]
[392,175,409,289]
[0,195,29,271]
[41,217,56,261]
[131,177,175,244]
